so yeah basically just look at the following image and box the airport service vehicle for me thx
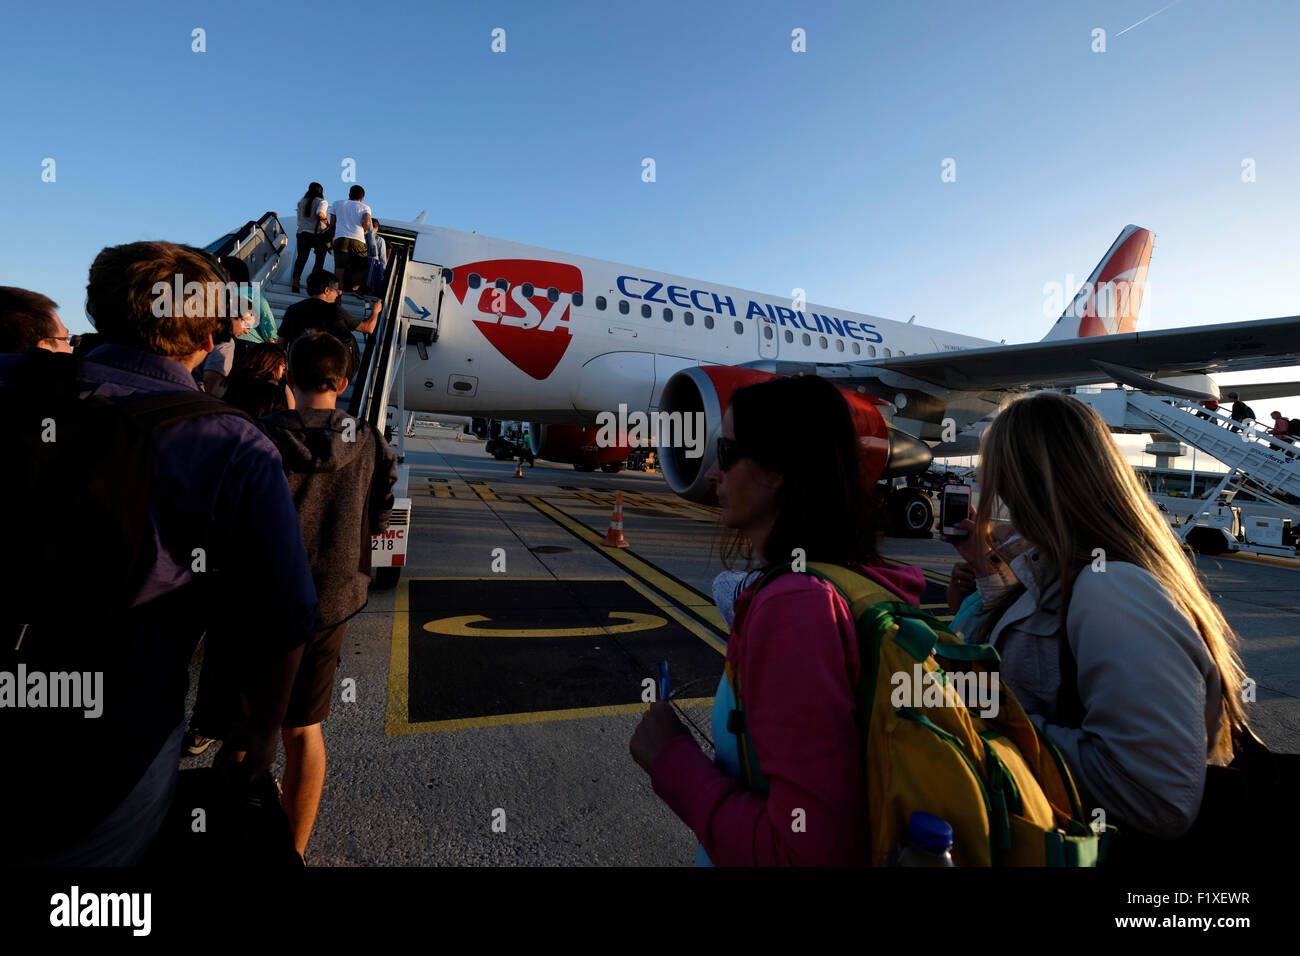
[1184,491,1300,558]
[266,212,1300,538]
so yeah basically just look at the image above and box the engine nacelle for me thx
[527,422,630,466]
[657,366,932,502]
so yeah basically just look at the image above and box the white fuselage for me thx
[392,223,994,427]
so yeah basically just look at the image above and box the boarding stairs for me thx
[208,212,449,584]
[1071,387,1300,545]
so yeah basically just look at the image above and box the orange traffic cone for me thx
[602,492,629,548]
[514,458,525,478]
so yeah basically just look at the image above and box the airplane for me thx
[274,215,1300,534]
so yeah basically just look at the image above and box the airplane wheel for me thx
[888,489,934,538]
[373,567,402,589]
[574,463,597,472]
[600,462,625,474]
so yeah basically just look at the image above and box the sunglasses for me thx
[716,436,746,471]
[47,334,82,347]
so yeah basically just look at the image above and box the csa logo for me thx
[448,258,582,380]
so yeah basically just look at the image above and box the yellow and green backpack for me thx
[728,561,1113,866]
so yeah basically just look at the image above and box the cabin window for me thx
[521,282,534,298]
[468,273,481,289]
[704,315,714,329]
[851,342,860,355]
[663,308,673,322]
[572,292,584,307]
[596,295,606,310]
[641,304,652,318]
[546,287,558,302]
[818,336,828,349]
[619,300,630,315]
[684,312,694,326]
[801,333,811,346]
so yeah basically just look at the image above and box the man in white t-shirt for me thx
[329,184,373,288]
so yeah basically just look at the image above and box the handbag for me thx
[1059,632,1300,867]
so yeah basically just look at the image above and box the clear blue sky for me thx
[2,0,1296,423]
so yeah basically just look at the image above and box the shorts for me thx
[332,237,367,257]
[283,622,348,727]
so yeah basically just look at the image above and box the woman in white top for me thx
[292,182,329,292]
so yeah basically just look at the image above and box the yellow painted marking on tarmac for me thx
[384,574,723,736]
[1218,551,1300,571]
[522,494,730,637]
[471,484,498,502]
[388,697,715,736]
[432,485,452,498]
[385,578,413,737]
[423,610,666,638]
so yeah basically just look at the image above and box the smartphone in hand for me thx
[941,485,972,537]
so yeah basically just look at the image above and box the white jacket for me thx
[986,549,1223,839]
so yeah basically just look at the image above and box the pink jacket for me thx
[651,562,926,865]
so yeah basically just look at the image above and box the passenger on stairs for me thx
[292,182,330,293]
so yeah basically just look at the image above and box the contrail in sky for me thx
[1115,0,1185,38]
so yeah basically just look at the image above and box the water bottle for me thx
[887,812,956,866]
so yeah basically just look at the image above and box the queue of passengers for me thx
[0,235,396,865]
[292,182,389,297]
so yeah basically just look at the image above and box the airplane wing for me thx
[1225,380,1300,402]
[853,315,1300,391]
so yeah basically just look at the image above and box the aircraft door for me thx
[402,260,444,345]
[757,311,779,358]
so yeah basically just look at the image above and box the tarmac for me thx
[183,425,1300,866]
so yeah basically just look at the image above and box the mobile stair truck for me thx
[1072,384,1300,561]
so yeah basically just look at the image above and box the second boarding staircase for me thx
[1072,387,1300,503]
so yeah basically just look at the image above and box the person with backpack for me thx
[629,375,926,865]
[1226,391,1257,433]
[956,391,1250,845]
[254,331,396,859]
[1268,410,1300,442]
[0,241,318,866]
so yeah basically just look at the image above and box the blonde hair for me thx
[975,391,1247,763]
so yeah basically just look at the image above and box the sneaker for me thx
[184,731,216,755]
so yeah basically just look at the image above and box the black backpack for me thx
[0,349,250,642]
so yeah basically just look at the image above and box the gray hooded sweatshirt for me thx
[260,408,396,628]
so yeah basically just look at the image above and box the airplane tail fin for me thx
[1040,224,1154,341]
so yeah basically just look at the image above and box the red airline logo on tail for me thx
[448,258,582,380]
[1076,227,1154,337]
